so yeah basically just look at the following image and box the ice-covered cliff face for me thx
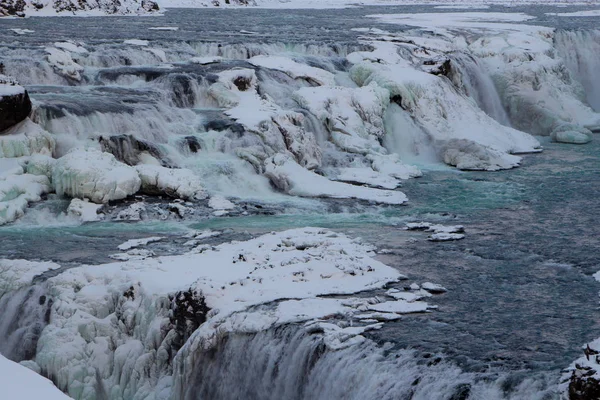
[0,0,158,17]
[4,19,600,224]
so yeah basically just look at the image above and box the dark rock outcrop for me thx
[0,81,32,133]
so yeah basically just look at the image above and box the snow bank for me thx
[0,354,71,400]
[53,149,141,204]
[135,164,207,200]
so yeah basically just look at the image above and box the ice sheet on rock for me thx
[0,170,51,225]
[0,259,60,296]
[265,154,408,205]
[53,41,88,54]
[124,39,149,46]
[109,249,155,261]
[368,300,430,314]
[428,232,465,242]
[421,282,448,293]
[67,198,104,223]
[45,47,84,81]
[0,354,71,400]
[9,29,35,35]
[115,202,146,221]
[349,60,541,169]
[53,149,141,204]
[0,120,55,158]
[293,84,389,154]
[148,26,179,31]
[248,55,336,86]
[546,10,600,17]
[331,167,400,189]
[190,56,223,65]
[135,164,207,200]
[117,236,165,251]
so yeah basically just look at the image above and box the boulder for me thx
[0,77,32,133]
[53,149,141,204]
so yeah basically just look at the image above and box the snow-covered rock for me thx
[0,169,51,225]
[45,47,84,81]
[67,198,104,222]
[135,164,206,200]
[53,149,141,204]
[117,236,165,251]
[265,154,408,205]
[0,120,55,158]
[249,55,336,86]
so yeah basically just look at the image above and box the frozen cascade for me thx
[0,285,51,362]
[554,29,600,114]
[383,103,438,166]
[450,53,512,127]
[177,324,558,400]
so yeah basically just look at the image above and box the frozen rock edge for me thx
[0,228,439,400]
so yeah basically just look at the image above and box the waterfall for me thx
[554,29,600,113]
[383,103,438,166]
[178,324,558,400]
[0,284,51,362]
[450,53,512,127]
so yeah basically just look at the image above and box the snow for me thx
[117,236,165,251]
[421,282,448,293]
[135,164,207,200]
[9,28,35,35]
[265,154,408,205]
[368,300,431,314]
[53,41,88,54]
[0,259,60,296]
[190,56,223,65]
[124,39,150,46]
[248,55,336,86]
[208,195,235,211]
[53,149,141,204]
[0,120,55,158]
[148,26,179,31]
[45,47,84,81]
[0,354,71,400]
[0,169,51,226]
[5,0,160,17]
[67,198,104,222]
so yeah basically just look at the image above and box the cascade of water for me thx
[383,103,438,166]
[0,284,51,362]
[178,324,558,400]
[554,29,600,113]
[450,53,512,127]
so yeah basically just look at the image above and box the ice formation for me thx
[53,149,141,204]
[0,228,435,399]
